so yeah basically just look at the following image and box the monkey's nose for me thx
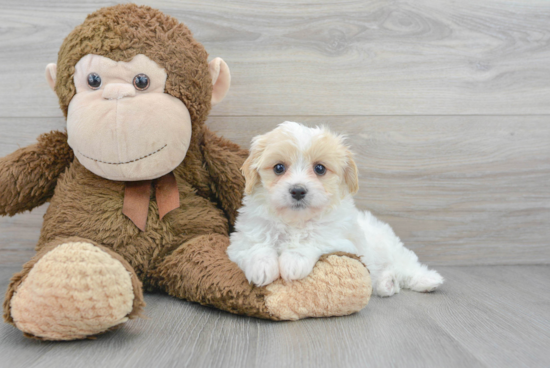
[102,83,136,100]
[290,186,307,201]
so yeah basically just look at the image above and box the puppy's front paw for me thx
[243,252,280,287]
[279,251,317,282]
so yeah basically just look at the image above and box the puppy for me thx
[227,121,443,296]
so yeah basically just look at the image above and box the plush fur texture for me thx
[3,236,145,341]
[10,242,137,341]
[1,5,372,340]
[264,253,372,320]
[0,131,73,216]
[228,122,443,296]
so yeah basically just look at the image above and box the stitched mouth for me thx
[78,144,167,165]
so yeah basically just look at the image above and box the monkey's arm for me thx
[202,127,248,227]
[0,131,73,216]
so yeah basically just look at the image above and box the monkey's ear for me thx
[208,58,231,106]
[45,63,57,91]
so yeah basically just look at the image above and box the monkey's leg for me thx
[3,237,144,340]
[153,234,372,320]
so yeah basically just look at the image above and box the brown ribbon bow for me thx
[122,172,180,231]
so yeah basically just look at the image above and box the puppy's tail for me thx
[357,211,444,294]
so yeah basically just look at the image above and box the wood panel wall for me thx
[1,0,549,266]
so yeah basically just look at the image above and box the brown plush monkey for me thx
[0,4,371,341]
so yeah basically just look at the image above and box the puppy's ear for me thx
[241,135,266,195]
[241,156,259,195]
[344,150,359,195]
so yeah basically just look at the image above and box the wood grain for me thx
[0,0,550,117]
[1,116,549,266]
[1,265,549,368]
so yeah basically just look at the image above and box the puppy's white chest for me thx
[272,221,324,253]
[282,229,308,249]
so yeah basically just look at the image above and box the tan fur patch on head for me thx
[264,254,372,320]
[242,129,300,194]
[10,242,135,340]
[306,128,359,196]
[257,137,299,191]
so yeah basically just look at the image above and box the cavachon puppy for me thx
[227,121,444,296]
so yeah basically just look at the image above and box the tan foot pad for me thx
[10,242,135,340]
[264,254,372,320]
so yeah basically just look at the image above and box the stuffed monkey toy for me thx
[0,4,371,340]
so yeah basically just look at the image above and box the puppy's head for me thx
[242,121,358,219]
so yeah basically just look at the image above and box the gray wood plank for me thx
[1,265,549,368]
[416,266,550,368]
[0,205,46,265]
[1,116,549,266]
[1,0,550,117]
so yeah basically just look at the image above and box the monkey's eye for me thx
[133,74,150,91]
[87,73,102,90]
[314,164,327,176]
[273,164,286,175]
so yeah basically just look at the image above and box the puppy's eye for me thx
[87,73,102,89]
[133,74,150,91]
[273,163,286,175]
[314,164,327,176]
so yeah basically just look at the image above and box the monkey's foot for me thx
[264,253,372,320]
[5,240,144,340]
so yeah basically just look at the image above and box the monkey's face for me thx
[66,54,192,181]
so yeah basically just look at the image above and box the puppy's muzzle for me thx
[290,186,307,201]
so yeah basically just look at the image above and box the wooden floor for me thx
[1,265,549,368]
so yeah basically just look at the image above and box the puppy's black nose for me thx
[290,186,307,201]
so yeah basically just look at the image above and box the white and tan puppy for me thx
[227,121,443,296]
